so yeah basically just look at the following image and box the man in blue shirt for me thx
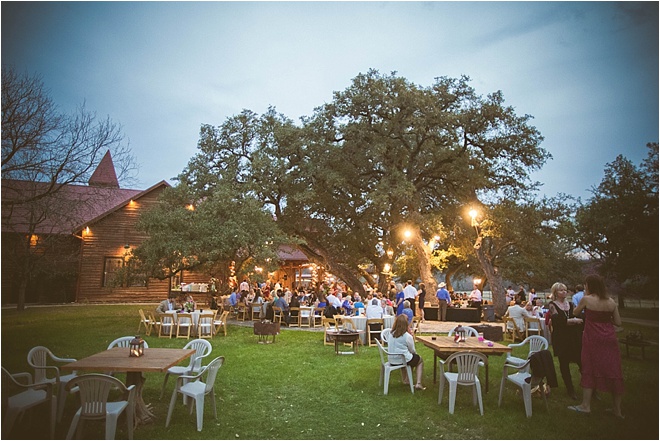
[571,284,585,307]
[436,282,451,321]
[229,289,238,307]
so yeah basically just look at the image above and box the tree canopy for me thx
[576,142,658,297]
[167,70,558,310]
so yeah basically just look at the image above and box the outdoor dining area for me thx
[1,301,653,440]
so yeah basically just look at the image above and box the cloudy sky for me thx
[2,1,658,200]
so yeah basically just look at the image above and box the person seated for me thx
[229,289,239,307]
[274,289,291,325]
[353,296,365,315]
[342,297,354,316]
[156,293,179,313]
[366,298,383,319]
[183,294,197,311]
[532,298,545,317]
[290,293,301,308]
[382,298,395,316]
[505,300,532,331]
[388,314,425,390]
[402,300,414,324]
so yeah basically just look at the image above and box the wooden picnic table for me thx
[63,347,195,426]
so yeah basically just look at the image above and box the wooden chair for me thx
[236,303,248,321]
[504,317,523,342]
[157,313,174,338]
[289,307,300,327]
[322,316,337,346]
[411,316,422,335]
[367,318,384,347]
[213,311,230,337]
[524,316,542,338]
[272,306,283,324]
[175,313,193,339]
[197,312,215,338]
[312,307,324,328]
[250,302,263,321]
[137,309,154,336]
[299,307,312,328]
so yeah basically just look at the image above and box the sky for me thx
[2,1,658,200]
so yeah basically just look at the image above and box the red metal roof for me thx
[1,179,143,235]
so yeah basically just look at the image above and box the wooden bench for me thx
[619,338,655,360]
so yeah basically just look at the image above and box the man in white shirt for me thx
[366,298,384,319]
[239,278,250,294]
[326,292,341,308]
[403,280,418,315]
[469,284,483,317]
[505,301,533,332]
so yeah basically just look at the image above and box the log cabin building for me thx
[2,151,313,305]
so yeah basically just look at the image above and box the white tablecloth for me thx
[341,315,395,344]
[164,310,202,336]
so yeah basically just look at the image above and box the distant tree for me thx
[576,143,659,300]
[128,181,288,295]
[1,66,135,311]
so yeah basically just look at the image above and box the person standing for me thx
[417,283,426,322]
[515,285,527,305]
[469,283,483,317]
[570,274,624,417]
[571,284,585,307]
[436,282,451,321]
[548,282,583,400]
[403,280,418,316]
[395,283,406,316]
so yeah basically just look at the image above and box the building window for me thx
[103,257,124,287]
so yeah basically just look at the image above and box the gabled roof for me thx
[71,180,170,233]
[2,179,142,235]
[277,244,309,262]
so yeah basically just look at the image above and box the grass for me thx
[2,304,658,440]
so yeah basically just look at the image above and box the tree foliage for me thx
[174,70,551,301]
[576,143,659,297]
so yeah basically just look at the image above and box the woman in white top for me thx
[387,314,425,390]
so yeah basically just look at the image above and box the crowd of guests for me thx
[165,274,624,418]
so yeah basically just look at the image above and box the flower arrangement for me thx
[184,301,195,312]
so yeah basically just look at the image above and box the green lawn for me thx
[2,305,658,440]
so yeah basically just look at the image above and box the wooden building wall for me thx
[77,187,169,303]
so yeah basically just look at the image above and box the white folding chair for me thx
[504,335,549,370]
[27,345,78,423]
[65,373,135,440]
[160,339,212,399]
[376,340,415,395]
[165,356,225,432]
[498,353,549,417]
[1,367,56,439]
[438,351,487,415]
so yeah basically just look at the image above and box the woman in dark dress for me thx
[548,282,583,400]
[571,274,624,417]
[417,283,426,322]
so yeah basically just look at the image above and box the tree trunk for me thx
[473,240,507,316]
[17,278,28,311]
[410,226,437,293]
